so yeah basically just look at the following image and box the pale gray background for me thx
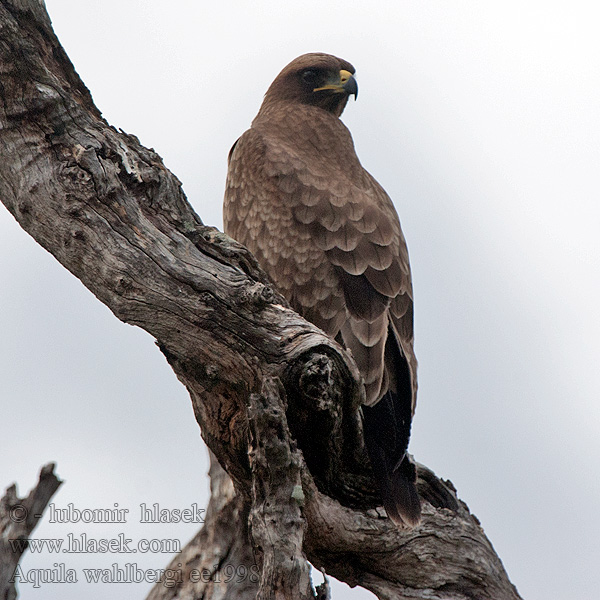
[1,1,599,598]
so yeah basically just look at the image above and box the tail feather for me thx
[362,392,421,528]
[386,456,421,527]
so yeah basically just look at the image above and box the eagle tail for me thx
[385,455,421,528]
[362,393,421,528]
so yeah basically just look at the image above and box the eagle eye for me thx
[301,69,319,85]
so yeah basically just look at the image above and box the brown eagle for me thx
[223,53,420,527]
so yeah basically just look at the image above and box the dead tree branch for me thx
[0,464,62,600]
[0,1,521,598]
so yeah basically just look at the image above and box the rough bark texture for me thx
[146,452,260,600]
[247,377,319,600]
[0,1,522,599]
[0,464,62,600]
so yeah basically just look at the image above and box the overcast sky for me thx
[1,1,599,599]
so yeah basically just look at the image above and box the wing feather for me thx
[224,119,416,410]
[223,68,420,525]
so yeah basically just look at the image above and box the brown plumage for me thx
[223,53,420,527]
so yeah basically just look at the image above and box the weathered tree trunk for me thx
[0,1,522,598]
[0,464,62,600]
[146,452,260,600]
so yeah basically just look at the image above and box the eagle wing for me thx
[224,123,416,409]
[224,107,420,526]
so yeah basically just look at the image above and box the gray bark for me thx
[0,464,62,600]
[0,1,522,598]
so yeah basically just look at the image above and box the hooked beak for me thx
[313,69,358,99]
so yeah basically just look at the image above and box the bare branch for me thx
[147,453,259,600]
[0,464,62,600]
[248,377,316,600]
